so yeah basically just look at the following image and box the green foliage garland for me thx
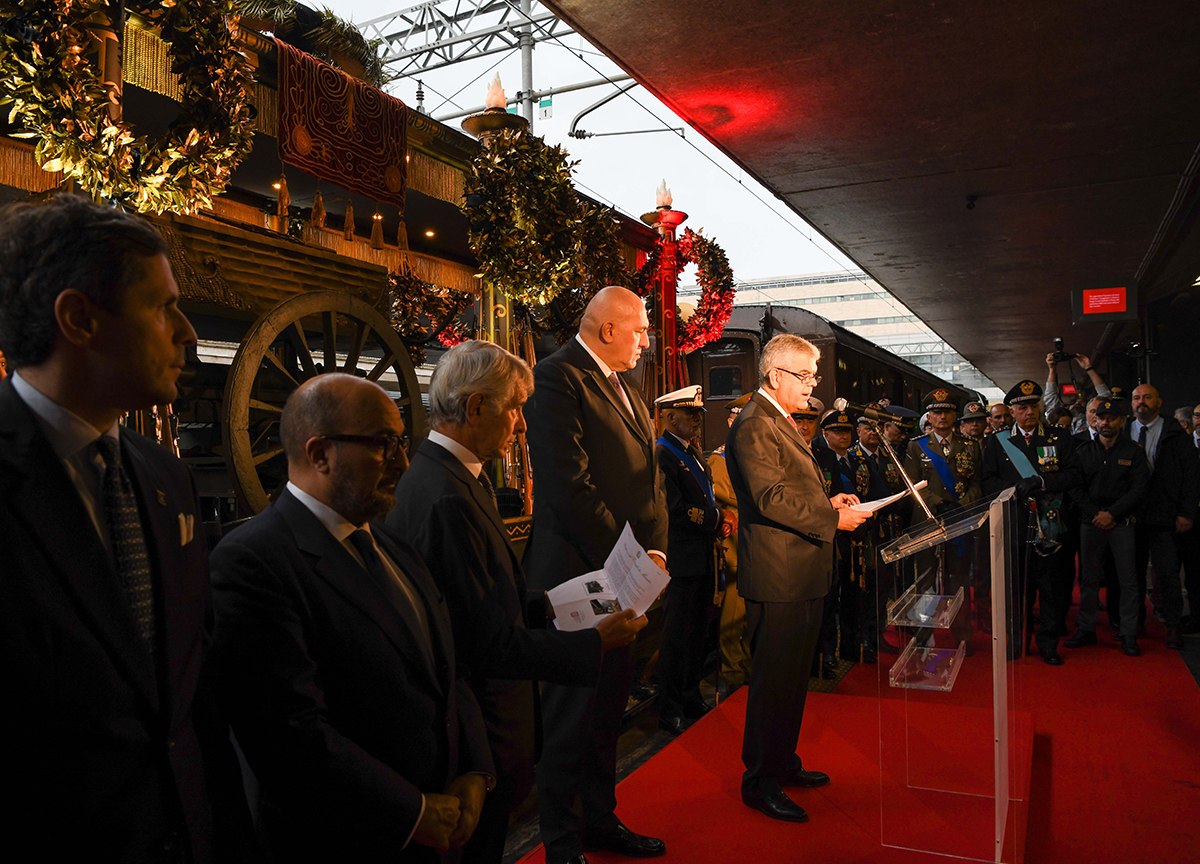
[676,227,735,354]
[390,268,474,364]
[462,127,584,307]
[0,0,255,214]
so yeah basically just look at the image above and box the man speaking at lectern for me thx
[726,334,872,823]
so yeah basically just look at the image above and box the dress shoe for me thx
[1121,636,1141,657]
[821,657,838,679]
[1166,629,1183,650]
[861,646,878,664]
[563,857,590,864]
[1039,648,1064,666]
[1064,631,1097,648]
[657,710,689,736]
[681,694,710,719]
[581,820,665,857]
[783,767,830,788]
[742,789,809,823]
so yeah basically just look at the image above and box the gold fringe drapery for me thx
[406,147,464,205]
[300,223,479,295]
[0,138,63,192]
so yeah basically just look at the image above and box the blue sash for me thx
[997,432,1039,479]
[916,436,959,501]
[657,435,715,507]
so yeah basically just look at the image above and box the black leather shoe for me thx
[563,857,590,864]
[742,789,809,822]
[1039,649,1064,666]
[657,710,689,735]
[783,768,830,788]
[1121,637,1141,657]
[681,695,710,719]
[581,821,666,857]
[1064,631,1097,648]
[1166,629,1183,650]
[821,657,837,679]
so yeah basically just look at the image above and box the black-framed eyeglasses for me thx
[776,368,821,386]
[321,432,406,461]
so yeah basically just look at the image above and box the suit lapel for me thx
[0,387,158,708]
[278,492,443,694]
[374,530,455,693]
[567,340,649,444]
[751,392,824,486]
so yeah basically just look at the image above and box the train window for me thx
[709,366,743,399]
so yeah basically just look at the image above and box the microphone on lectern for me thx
[832,398,909,425]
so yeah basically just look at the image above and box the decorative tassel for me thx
[396,217,408,250]
[311,186,325,229]
[370,207,384,249]
[343,201,354,240]
[275,173,290,215]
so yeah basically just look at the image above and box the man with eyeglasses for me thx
[726,334,871,823]
[211,373,497,863]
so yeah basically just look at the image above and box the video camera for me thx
[1051,337,1073,364]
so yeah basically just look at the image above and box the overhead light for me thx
[424,229,435,237]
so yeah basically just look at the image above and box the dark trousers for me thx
[657,572,711,712]
[742,596,824,795]
[820,539,852,659]
[1179,524,1200,625]
[1129,523,1184,631]
[1078,522,1139,637]
[1016,545,1069,654]
[536,644,635,864]
[1054,520,1081,635]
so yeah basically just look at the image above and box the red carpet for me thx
[519,618,1200,864]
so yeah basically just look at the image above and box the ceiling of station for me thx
[542,0,1200,387]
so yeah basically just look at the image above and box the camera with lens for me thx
[1051,337,1073,364]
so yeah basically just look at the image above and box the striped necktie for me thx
[477,467,498,511]
[95,436,157,652]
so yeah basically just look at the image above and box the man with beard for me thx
[1124,384,1199,648]
[1067,399,1149,655]
[211,374,495,862]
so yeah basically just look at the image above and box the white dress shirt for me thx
[11,371,119,554]
[755,387,790,421]
[427,429,483,478]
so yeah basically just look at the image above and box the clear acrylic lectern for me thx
[874,488,1030,863]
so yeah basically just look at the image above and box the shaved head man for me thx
[523,286,669,863]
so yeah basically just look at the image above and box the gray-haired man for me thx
[387,340,645,864]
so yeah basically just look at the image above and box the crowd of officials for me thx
[1,195,1197,863]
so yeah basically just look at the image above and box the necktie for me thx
[348,529,433,670]
[608,371,634,416]
[1137,424,1147,448]
[786,415,798,432]
[95,436,157,652]
[477,468,498,510]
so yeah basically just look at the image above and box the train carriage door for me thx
[691,336,758,453]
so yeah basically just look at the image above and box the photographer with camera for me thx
[1045,338,1111,435]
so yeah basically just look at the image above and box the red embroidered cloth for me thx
[275,38,407,211]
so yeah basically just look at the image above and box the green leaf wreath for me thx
[0,0,255,214]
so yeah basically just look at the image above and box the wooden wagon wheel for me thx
[222,291,427,515]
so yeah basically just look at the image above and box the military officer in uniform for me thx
[845,408,894,663]
[708,393,751,693]
[817,410,858,674]
[959,401,988,441]
[904,389,983,650]
[655,386,732,734]
[982,380,1083,665]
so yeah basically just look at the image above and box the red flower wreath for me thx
[675,227,736,354]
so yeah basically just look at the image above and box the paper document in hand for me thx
[849,480,927,513]
[547,522,670,631]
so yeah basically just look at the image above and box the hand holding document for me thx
[547,523,670,632]
[849,480,927,513]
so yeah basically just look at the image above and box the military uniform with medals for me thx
[844,409,894,662]
[982,380,1084,664]
[708,393,752,686]
[817,411,860,669]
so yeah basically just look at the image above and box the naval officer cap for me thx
[792,396,824,421]
[820,410,855,431]
[960,401,987,421]
[1004,380,1043,406]
[655,384,705,411]
[923,388,958,412]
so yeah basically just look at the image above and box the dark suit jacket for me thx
[726,393,840,603]
[386,440,601,809]
[210,489,494,863]
[904,431,983,515]
[0,378,251,863]
[657,432,722,580]
[1136,420,1200,527]
[523,338,668,590]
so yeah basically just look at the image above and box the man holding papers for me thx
[387,341,645,864]
[726,334,872,823]
[524,287,669,864]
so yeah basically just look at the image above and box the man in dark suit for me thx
[653,384,732,734]
[211,373,495,862]
[727,334,871,823]
[1126,384,1199,648]
[387,340,645,864]
[0,195,252,861]
[982,380,1083,665]
[523,286,669,864]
